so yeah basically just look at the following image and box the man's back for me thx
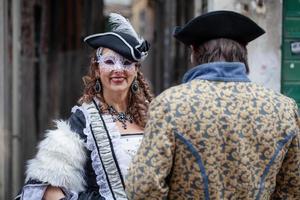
[126,79,300,199]
[126,10,300,200]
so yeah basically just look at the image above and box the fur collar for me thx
[25,120,87,192]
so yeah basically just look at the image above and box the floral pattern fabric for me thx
[126,79,300,200]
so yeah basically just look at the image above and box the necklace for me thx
[108,105,133,129]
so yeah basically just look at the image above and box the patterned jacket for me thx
[126,62,300,200]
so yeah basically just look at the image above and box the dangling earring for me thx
[95,79,101,93]
[131,77,139,94]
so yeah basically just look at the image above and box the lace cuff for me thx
[16,183,79,200]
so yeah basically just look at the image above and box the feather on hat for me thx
[84,13,150,62]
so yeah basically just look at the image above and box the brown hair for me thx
[79,51,154,128]
[192,38,249,73]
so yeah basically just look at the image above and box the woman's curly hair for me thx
[79,51,154,128]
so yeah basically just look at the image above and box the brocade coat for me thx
[126,62,300,200]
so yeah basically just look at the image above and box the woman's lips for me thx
[110,77,126,83]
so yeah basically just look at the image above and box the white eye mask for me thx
[95,47,136,72]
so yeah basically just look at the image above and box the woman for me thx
[16,13,153,200]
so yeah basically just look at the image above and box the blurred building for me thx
[131,0,196,94]
[131,0,155,89]
[130,0,300,107]
[281,0,300,109]
[0,0,104,199]
[104,0,132,17]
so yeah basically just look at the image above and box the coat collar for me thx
[182,62,250,83]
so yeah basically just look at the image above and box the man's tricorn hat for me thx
[173,10,265,45]
[84,13,150,62]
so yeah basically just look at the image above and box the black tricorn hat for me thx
[173,10,265,46]
[84,13,150,62]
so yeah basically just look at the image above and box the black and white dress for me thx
[15,100,143,200]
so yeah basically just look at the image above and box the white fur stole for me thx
[25,120,87,192]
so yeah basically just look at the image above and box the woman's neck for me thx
[103,90,129,112]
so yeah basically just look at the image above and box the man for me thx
[126,10,300,199]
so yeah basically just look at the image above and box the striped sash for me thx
[82,100,127,200]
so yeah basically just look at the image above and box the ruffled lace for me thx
[103,117,143,178]
[72,102,127,200]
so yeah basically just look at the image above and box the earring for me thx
[131,77,139,94]
[95,79,101,93]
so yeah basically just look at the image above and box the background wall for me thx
[0,0,105,198]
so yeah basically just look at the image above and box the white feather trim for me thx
[25,120,87,192]
[108,13,144,44]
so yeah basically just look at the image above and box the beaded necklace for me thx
[107,105,133,129]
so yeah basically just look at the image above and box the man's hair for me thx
[192,38,249,73]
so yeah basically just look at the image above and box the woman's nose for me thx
[113,63,125,71]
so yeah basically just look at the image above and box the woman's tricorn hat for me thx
[84,13,150,62]
[173,10,265,46]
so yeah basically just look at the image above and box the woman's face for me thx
[96,48,138,95]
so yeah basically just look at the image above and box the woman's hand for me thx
[43,186,65,200]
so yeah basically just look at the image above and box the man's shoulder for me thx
[254,83,296,106]
[246,83,299,115]
[154,83,191,103]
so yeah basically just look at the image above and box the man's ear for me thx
[190,45,195,51]
[190,44,198,66]
[191,44,199,53]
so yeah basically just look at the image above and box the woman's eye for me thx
[123,60,132,66]
[104,59,115,65]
